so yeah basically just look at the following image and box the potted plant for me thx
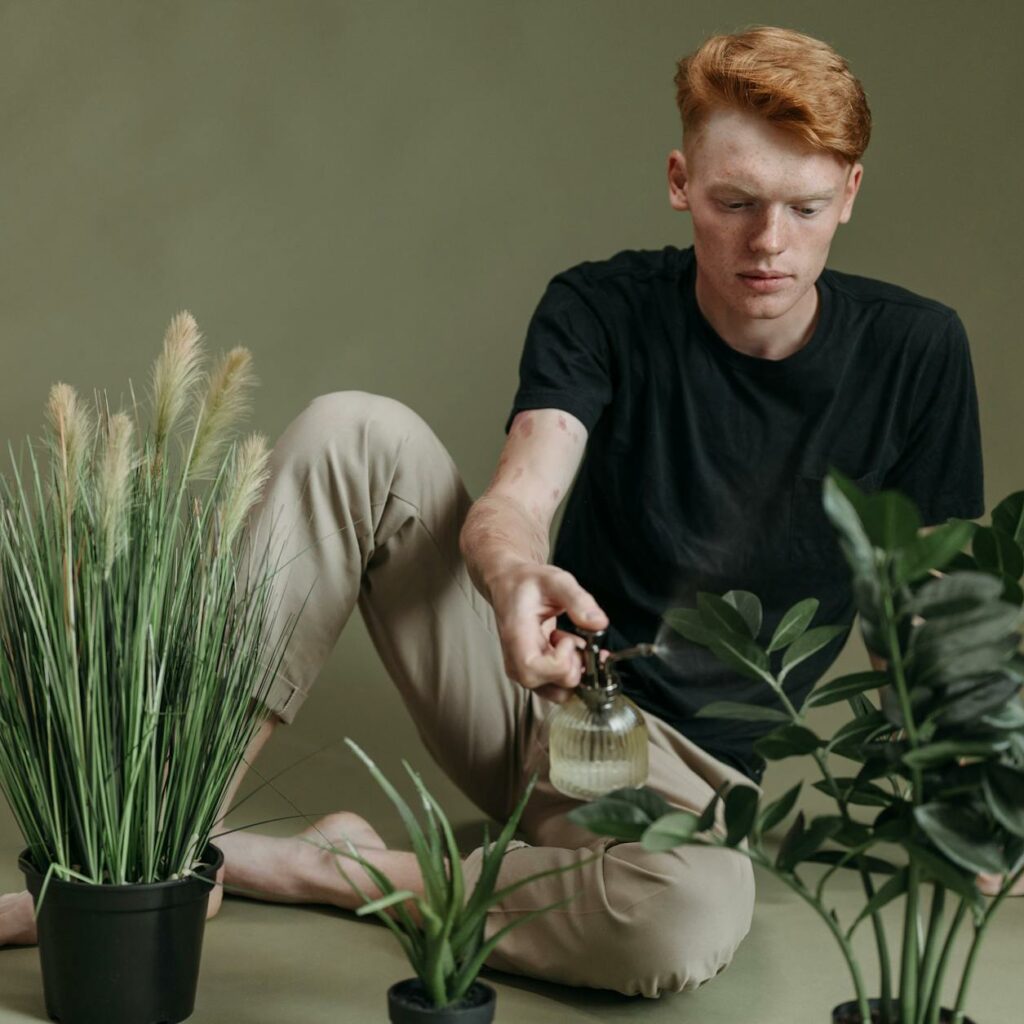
[321,740,595,1023]
[568,472,1024,1024]
[0,312,293,1024]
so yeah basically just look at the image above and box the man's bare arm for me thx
[459,409,608,700]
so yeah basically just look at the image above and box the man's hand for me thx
[487,562,609,703]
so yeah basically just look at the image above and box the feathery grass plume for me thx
[98,412,135,576]
[187,347,256,481]
[151,312,204,458]
[218,433,271,549]
[45,382,95,515]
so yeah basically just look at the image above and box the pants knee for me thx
[591,846,755,998]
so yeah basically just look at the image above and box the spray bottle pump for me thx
[548,628,659,800]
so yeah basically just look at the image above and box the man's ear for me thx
[838,162,864,224]
[667,148,691,213]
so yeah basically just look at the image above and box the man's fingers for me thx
[545,575,608,631]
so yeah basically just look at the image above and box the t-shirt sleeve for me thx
[882,312,985,525]
[504,273,614,435]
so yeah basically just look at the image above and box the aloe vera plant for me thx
[569,471,1024,1024]
[0,313,293,888]
[327,740,593,1011]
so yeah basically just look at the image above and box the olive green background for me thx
[0,2,1021,1022]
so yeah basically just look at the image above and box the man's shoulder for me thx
[823,266,959,330]
[551,244,692,292]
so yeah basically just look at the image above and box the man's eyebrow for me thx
[708,183,837,202]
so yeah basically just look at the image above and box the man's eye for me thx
[721,201,749,210]
[795,206,821,217]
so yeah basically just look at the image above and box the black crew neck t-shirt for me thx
[505,245,985,784]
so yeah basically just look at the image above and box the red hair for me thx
[674,26,871,164]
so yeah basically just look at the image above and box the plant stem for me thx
[951,859,1024,1023]
[916,883,945,1024]
[900,861,920,1024]
[923,897,967,1024]
[745,845,872,1024]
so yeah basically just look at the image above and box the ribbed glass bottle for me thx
[549,685,649,800]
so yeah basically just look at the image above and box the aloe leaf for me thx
[697,592,753,638]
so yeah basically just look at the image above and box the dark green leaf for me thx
[697,790,722,833]
[902,741,1004,769]
[902,841,981,905]
[929,674,1021,727]
[567,787,672,841]
[861,491,922,551]
[912,602,1023,661]
[804,670,887,708]
[847,868,909,937]
[698,592,754,639]
[823,473,876,574]
[909,571,1005,619]
[894,520,975,584]
[756,781,802,836]
[803,850,899,875]
[707,632,772,684]
[811,777,893,808]
[999,574,1024,607]
[912,637,1020,689]
[776,814,843,870]
[724,785,760,847]
[827,711,892,754]
[973,525,1024,581]
[775,810,805,873]
[723,590,763,639]
[981,697,1024,731]
[914,803,1007,874]
[754,724,823,761]
[780,625,848,679]
[662,608,713,647]
[694,700,790,723]
[642,811,702,852]
[767,598,819,653]
[983,763,1024,837]
[992,492,1024,546]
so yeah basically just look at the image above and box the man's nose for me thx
[748,207,786,255]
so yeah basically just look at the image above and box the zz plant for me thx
[570,472,1024,1024]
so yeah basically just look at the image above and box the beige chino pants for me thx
[247,390,758,998]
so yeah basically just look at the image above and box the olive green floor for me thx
[1,780,1021,1023]
[2,630,1022,1024]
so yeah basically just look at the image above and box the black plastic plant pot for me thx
[832,998,977,1024]
[19,844,223,1024]
[387,978,497,1024]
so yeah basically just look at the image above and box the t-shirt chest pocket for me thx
[789,462,886,569]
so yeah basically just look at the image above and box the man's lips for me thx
[738,271,791,292]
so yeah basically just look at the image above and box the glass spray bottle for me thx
[548,628,658,800]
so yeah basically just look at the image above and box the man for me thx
[2,25,1004,992]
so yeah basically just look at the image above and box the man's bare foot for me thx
[216,811,408,911]
[0,891,36,946]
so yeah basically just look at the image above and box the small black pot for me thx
[387,978,497,1023]
[832,997,977,1023]
[19,844,222,1024]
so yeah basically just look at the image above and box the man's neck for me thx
[695,277,820,361]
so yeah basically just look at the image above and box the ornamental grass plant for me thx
[571,472,1024,1024]
[323,740,595,1011]
[0,312,293,890]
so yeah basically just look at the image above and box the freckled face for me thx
[667,108,862,330]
